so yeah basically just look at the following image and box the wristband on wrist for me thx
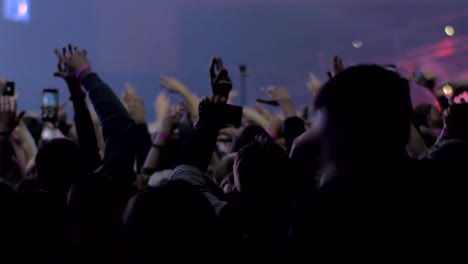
[75,65,91,79]
[155,132,169,141]
[267,131,278,140]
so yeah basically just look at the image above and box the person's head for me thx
[35,138,81,194]
[231,125,272,153]
[233,137,291,214]
[67,172,120,255]
[313,65,412,168]
[123,180,217,263]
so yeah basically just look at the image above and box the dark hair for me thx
[123,180,217,263]
[314,65,412,157]
[234,137,291,210]
[231,125,272,153]
[35,138,81,194]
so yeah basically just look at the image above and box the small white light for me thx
[352,40,363,48]
[442,84,453,96]
[445,25,455,37]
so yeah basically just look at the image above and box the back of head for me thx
[35,138,81,193]
[67,173,122,261]
[314,65,412,162]
[231,125,272,153]
[123,180,217,263]
[234,137,291,212]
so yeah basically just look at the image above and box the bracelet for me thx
[155,132,169,141]
[75,65,91,79]
[267,131,278,140]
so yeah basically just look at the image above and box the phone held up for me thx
[41,89,59,123]
[3,81,15,96]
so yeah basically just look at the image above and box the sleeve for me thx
[81,73,136,185]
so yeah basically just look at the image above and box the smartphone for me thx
[3,82,15,96]
[203,103,243,128]
[223,104,243,128]
[41,89,59,123]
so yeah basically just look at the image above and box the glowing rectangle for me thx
[3,0,30,23]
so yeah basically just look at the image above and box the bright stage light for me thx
[352,40,363,48]
[442,84,453,96]
[445,25,455,37]
[3,0,30,23]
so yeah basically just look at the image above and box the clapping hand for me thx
[209,57,232,99]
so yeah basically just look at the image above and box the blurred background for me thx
[0,0,467,118]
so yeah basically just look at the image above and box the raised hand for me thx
[154,92,170,122]
[0,96,24,135]
[160,109,182,135]
[257,86,291,107]
[122,85,146,125]
[54,44,91,81]
[327,56,344,79]
[307,73,322,97]
[228,90,239,104]
[209,57,232,99]
[161,76,188,94]
[257,86,296,119]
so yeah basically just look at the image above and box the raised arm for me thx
[257,86,305,153]
[53,48,102,173]
[121,84,152,173]
[58,45,136,183]
[0,96,24,183]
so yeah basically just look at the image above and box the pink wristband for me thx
[156,132,169,141]
[268,131,277,140]
[75,65,91,79]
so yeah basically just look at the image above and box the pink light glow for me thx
[18,2,28,17]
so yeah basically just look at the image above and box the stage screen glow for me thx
[3,0,30,23]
